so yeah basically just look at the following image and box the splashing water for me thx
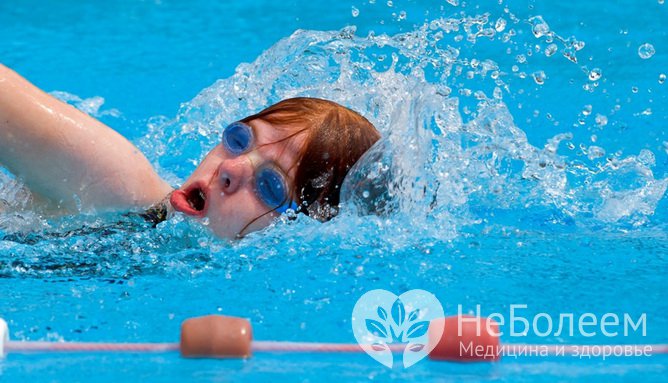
[50,91,122,118]
[141,17,667,237]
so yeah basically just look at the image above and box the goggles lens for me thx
[222,121,253,155]
[256,167,289,210]
[222,122,297,213]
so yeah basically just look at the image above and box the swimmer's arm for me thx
[0,64,173,212]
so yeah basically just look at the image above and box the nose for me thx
[216,156,253,195]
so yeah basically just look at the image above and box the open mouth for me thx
[188,187,206,211]
[170,184,208,217]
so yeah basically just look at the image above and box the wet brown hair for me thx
[240,97,381,226]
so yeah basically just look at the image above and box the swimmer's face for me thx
[169,119,306,238]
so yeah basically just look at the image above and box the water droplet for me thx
[386,0,393,7]
[532,70,546,85]
[638,149,655,166]
[545,43,558,57]
[563,49,578,63]
[595,114,608,127]
[516,54,527,64]
[446,0,459,6]
[638,43,656,59]
[588,68,602,81]
[587,146,606,160]
[362,190,370,198]
[660,0,665,4]
[659,74,666,84]
[582,105,592,116]
[285,209,297,219]
[528,16,550,38]
[398,10,407,20]
[632,86,638,93]
[351,6,359,17]
[495,18,507,32]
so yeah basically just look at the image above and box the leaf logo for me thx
[351,289,444,368]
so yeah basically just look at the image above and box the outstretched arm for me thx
[0,64,172,213]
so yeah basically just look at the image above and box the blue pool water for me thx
[1,0,667,382]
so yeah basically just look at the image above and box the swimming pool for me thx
[1,0,666,381]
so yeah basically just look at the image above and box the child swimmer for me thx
[0,64,380,238]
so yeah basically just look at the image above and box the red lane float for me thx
[180,315,252,358]
[428,315,500,361]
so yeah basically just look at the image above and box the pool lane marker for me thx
[1,315,666,361]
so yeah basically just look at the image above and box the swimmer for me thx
[0,64,380,238]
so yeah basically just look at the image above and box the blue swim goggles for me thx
[222,121,299,214]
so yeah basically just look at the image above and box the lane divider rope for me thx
[2,316,665,361]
